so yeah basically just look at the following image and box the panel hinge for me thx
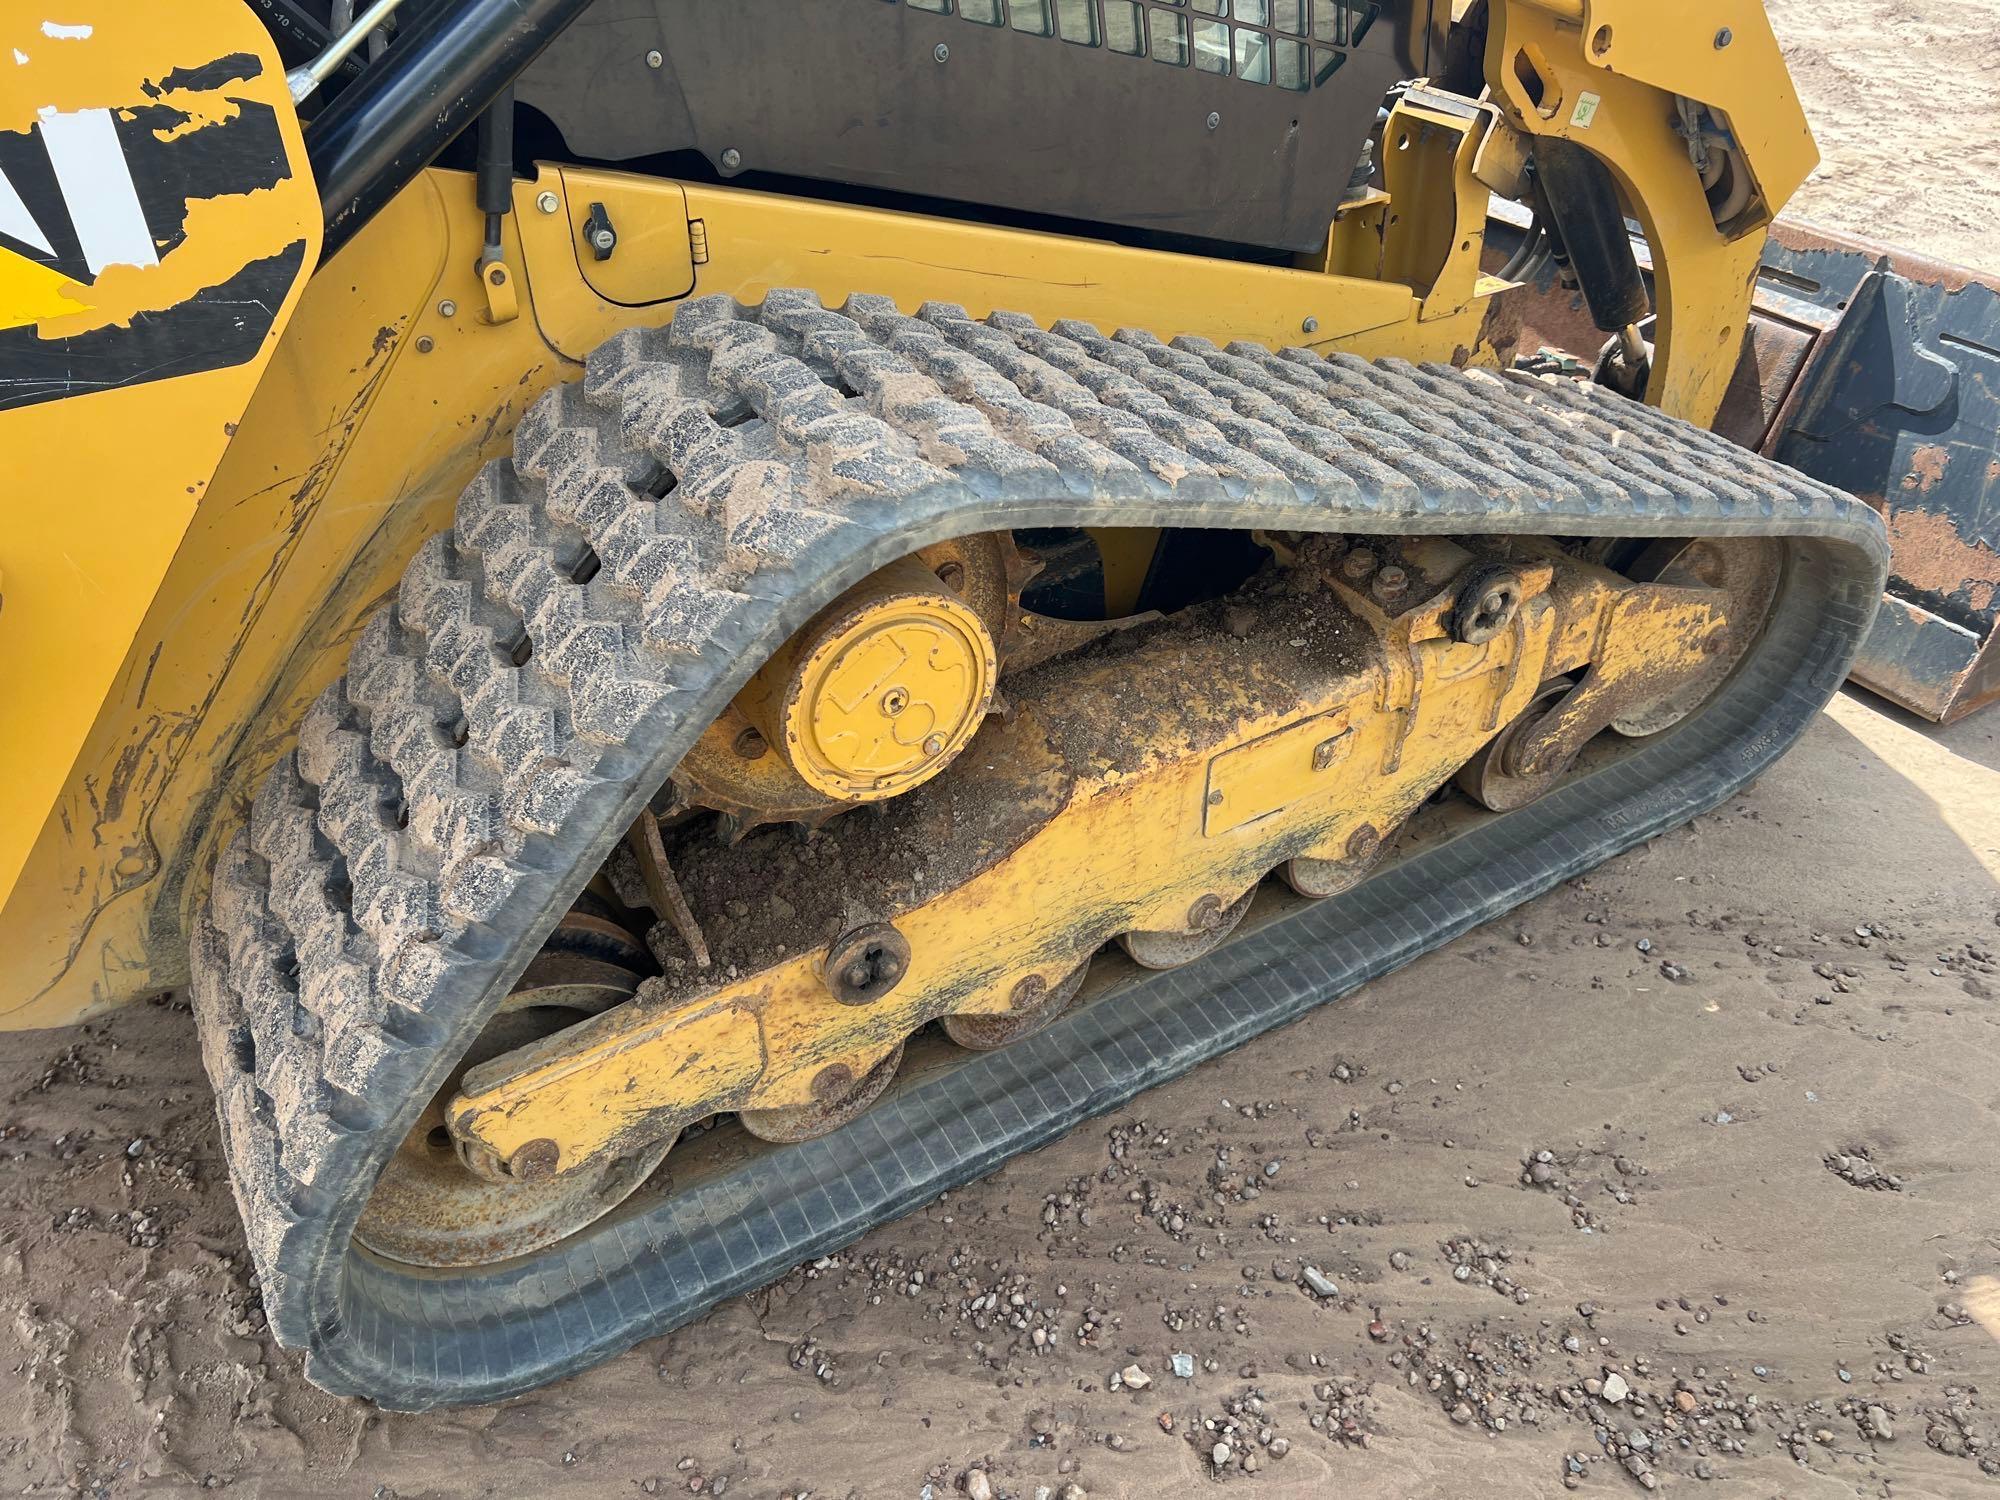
[479,256,520,324]
[688,218,710,265]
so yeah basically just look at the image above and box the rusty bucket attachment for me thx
[1490,200,1998,725]
[1720,224,2000,723]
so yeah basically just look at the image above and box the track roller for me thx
[1453,676,1578,812]
[1118,888,1257,970]
[942,963,1090,1051]
[1283,822,1393,899]
[738,1041,907,1144]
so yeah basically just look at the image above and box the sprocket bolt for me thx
[811,1063,854,1101]
[508,1138,560,1183]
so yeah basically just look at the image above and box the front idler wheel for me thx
[1608,537,1780,737]
[352,939,672,1268]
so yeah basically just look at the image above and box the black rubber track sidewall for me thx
[187,298,1888,1409]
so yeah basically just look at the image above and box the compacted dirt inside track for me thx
[4,694,1998,1500]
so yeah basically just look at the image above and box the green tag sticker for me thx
[1571,92,1601,129]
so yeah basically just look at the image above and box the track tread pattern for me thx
[187,290,1884,1397]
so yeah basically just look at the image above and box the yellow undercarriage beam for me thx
[448,542,1726,1182]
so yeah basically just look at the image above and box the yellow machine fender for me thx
[0,1,318,922]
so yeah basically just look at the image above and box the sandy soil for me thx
[1767,0,2000,273]
[4,694,1997,1500]
[8,14,2000,1500]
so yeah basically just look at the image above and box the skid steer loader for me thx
[0,0,1889,1407]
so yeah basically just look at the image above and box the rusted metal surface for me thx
[507,1139,562,1184]
[1754,222,2000,722]
[1767,221,1989,296]
[1480,207,1609,380]
[1710,299,1829,452]
[546,908,653,971]
[1488,205,1834,453]
[1844,596,2000,724]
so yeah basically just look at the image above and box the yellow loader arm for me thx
[1488,0,1819,421]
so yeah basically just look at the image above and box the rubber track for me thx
[188,290,1887,1407]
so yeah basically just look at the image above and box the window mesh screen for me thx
[902,0,1383,88]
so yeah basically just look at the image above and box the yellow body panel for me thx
[0,1,317,917]
[0,0,1813,1031]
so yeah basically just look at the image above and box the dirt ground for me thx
[8,15,2000,1500]
[1767,0,2000,274]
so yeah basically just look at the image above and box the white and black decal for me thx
[0,49,304,411]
